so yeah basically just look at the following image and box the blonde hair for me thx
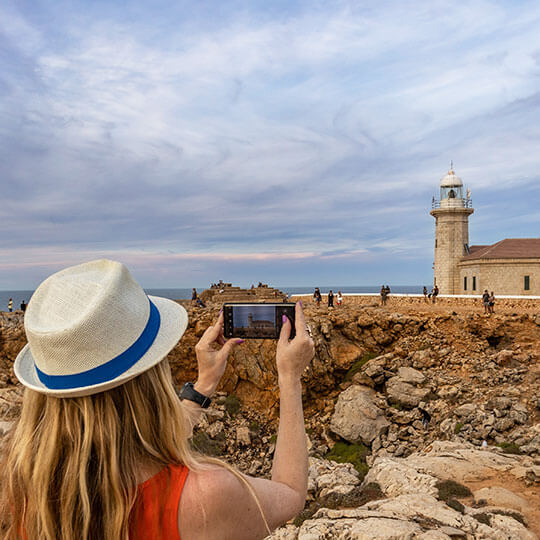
[0,359,269,539]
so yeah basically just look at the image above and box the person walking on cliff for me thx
[328,290,334,309]
[488,291,496,315]
[0,259,314,539]
[432,285,439,304]
[482,289,490,315]
[380,285,387,306]
[313,287,322,307]
[8,298,13,312]
[423,286,428,303]
[20,300,27,312]
[336,291,343,307]
[191,288,198,306]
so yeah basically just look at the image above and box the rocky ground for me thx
[1,298,539,538]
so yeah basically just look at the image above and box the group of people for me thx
[6,298,26,313]
[482,289,496,314]
[191,288,206,308]
[312,288,343,308]
[379,285,391,305]
[423,285,439,303]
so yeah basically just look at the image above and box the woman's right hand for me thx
[276,301,314,386]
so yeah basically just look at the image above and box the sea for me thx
[0,285,424,311]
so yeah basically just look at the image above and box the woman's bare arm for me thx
[180,302,314,539]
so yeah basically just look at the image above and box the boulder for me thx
[473,486,529,512]
[397,366,426,385]
[330,385,390,445]
[386,377,430,408]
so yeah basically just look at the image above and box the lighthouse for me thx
[430,165,474,294]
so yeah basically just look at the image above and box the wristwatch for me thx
[179,382,212,408]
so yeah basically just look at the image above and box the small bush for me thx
[446,499,465,513]
[249,420,260,433]
[344,353,378,381]
[224,394,241,417]
[490,509,526,526]
[454,422,464,434]
[325,442,370,480]
[293,502,321,527]
[496,442,522,455]
[191,431,222,456]
[474,513,491,526]
[436,479,472,501]
[357,482,384,505]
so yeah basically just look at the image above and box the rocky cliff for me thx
[1,301,539,538]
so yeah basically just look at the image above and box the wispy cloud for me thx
[0,0,539,288]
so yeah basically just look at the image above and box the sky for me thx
[1,0,539,289]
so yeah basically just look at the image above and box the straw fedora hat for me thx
[14,259,188,397]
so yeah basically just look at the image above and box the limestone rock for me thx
[386,377,430,408]
[473,486,529,512]
[330,385,390,444]
[397,366,426,385]
[363,457,439,498]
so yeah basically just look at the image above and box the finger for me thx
[295,300,307,336]
[218,337,244,360]
[278,314,291,345]
[204,311,225,344]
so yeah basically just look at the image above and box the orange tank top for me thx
[129,463,189,540]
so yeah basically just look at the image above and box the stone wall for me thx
[431,207,474,294]
[459,258,540,295]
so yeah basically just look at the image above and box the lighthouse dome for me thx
[440,168,463,188]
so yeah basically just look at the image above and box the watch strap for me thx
[179,382,212,408]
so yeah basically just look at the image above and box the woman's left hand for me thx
[193,312,243,397]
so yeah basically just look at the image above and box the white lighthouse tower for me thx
[430,165,474,294]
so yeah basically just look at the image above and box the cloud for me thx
[0,0,539,288]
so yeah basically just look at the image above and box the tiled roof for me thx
[462,239,540,260]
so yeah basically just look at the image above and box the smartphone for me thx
[223,302,296,339]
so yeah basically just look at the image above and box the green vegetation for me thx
[446,499,465,514]
[249,420,260,433]
[454,422,464,434]
[191,431,222,456]
[473,513,491,526]
[293,503,321,527]
[325,441,370,480]
[390,402,403,411]
[436,479,472,501]
[496,441,522,455]
[344,352,378,381]
[224,394,241,417]
[490,509,526,526]
[269,433,278,444]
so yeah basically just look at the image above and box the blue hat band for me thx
[35,299,161,390]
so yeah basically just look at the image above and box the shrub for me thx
[325,441,370,480]
[191,431,222,456]
[446,499,465,513]
[224,394,241,417]
[344,353,378,381]
[474,513,491,526]
[496,442,522,455]
[490,509,526,526]
[454,422,463,434]
[436,479,472,501]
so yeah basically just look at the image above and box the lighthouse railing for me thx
[431,198,472,209]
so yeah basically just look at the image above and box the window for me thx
[524,275,530,291]
[464,277,467,291]
[435,239,438,248]
[472,276,476,291]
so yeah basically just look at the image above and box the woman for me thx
[0,259,314,539]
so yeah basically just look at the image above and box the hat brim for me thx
[14,296,188,398]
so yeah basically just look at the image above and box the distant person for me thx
[423,286,428,303]
[313,288,322,307]
[8,298,13,312]
[432,285,439,304]
[328,290,334,309]
[20,300,27,312]
[195,297,206,308]
[191,288,198,305]
[482,289,490,314]
[336,291,343,307]
[489,291,495,314]
[380,285,387,306]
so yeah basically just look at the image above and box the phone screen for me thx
[223,303,296,339]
